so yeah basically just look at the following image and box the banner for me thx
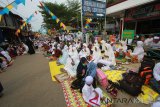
[0,0,26,21]
[122,30,135,39]
[82,0,106,17]
[40,2,66,30]
[15,11,37,36]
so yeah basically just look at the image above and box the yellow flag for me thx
[60,22,63,27]
[23,23,26,26]
[56,19,60,23]
[63,26,66,30]
[86,18,92,23]
[7,4,13,10]
[0,15,2,22]
[50,12,54,16]
[20,26,23,29]
[17,29,20,33]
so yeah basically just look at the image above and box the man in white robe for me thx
[82,76,105,106]
[153,62,160,82]
[130,41,144,62]
[144,36,153,46]
[58,45,69,65]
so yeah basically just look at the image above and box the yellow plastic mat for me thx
[49,61,64,81]
[137,85,159,104]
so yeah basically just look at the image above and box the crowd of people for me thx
[0,38,35,72]
[41,32,160,106]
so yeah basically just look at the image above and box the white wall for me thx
[106,0,155,15]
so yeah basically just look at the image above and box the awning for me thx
[106,0,155,15]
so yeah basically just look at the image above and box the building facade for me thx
[0,8,29,44]
[106,0,159,39]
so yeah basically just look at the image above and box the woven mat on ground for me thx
[61,80,111,107]
[49,61,64,81]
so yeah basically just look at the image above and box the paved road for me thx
[0,53,66,107]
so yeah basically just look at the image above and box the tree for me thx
[39,0,81,30]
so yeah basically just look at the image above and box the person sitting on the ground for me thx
[51,48,62,61]
[127,41,144,63]
[115,41,127,59]
[151,36,160,49]
[81,55,97,90]
[0,55,8,70]
[0,47,13,65]
[153,62,160,83]
[91,45,101,64]
[64,47,80,78]
[144,35,153,47]
[98,43,116,68]
[100,40,106,52]
[79,43,90,58]
[57,45,69,65]
[7,45,17,58]
[82,76,107,106]
[71,57,88,89]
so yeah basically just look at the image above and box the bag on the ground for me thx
[149,78,160,94]
[138,58,155,85]
[139,58,155,71]
[0,82,3,93]
[119,72,143,96]
[96,69,108,88]
[139,67,153,85]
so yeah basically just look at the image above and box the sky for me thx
[0,0,67,31]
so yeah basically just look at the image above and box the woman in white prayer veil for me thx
[98,43,116,67]
[121,40,128,52]
[64,47,80,78]
[130,41,144,62]
[58,45,69,65]
[95,39,99,47]
[79,43,90,58]
[100,40,106,52]
[92,45,101,64]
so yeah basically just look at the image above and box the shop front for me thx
[124,1,160,36]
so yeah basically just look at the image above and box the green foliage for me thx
[39,0,80,30]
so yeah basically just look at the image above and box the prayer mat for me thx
[55,73,70,83]
[61,80,112,107]
[49,61,64,81]
[137,85,159,104]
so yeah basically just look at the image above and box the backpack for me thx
[139,58,155,71]
[139,58,155,85]
[140,67,153,85]
[119,72,143,96]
